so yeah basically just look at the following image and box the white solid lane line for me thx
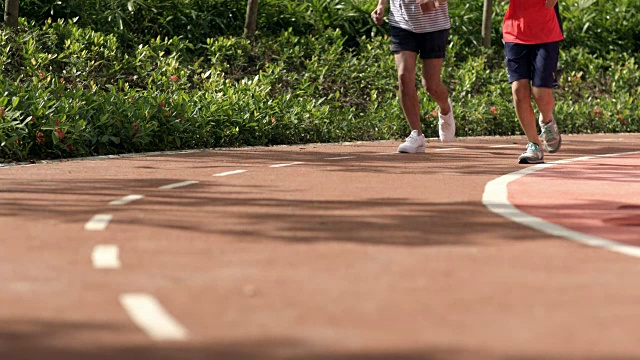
[120,293,189,341]
[85,214,113,231]
[159,180,199,190]
[435,147,463,151]
[109,194,144,206]
[214,170,247,177]
[482,151,640,259]
[325,156,356,160]
[490,144,519,148]
[92,244,121,269]
[269,162,305,168]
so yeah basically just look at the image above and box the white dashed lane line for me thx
[85,214,113,231]
[269,162,305,168]
[159,180,199,190]
[214,170,247,177]
[325,156,356,160]
[435,147,463,151]
[92,244,121,269]
[109,194,144,206]
[120,293,189,341]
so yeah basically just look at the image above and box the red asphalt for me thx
[509,152,640,246]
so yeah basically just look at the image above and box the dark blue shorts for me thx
[504,41,560,88]
[390,26,449,59]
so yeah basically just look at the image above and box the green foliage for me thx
[0,0,638,162]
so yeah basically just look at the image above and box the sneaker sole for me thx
[398,149,426,154]
[518,158,544,164]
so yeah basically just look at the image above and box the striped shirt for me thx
[389,0,451,34]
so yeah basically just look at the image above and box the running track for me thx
[1,133,639,360]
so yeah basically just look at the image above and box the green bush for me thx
[0,0,638,162]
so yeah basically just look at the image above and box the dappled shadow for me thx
[1,138,638,246]
[0,180,539,246]
[1,319,639,360]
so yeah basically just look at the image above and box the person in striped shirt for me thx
[371,0,456,154]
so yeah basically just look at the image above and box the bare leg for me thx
[512,80,540,145]
[532,86,555,124]
[421,58,450,115]
[394,51,422,134]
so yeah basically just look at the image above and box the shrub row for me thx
[0,0,638,162]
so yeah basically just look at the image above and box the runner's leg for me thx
[421,58,451,115]
[394,51,422,134]
[512,80,540,146]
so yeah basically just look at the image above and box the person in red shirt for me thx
[503,0,563,164]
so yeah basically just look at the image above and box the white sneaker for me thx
[397,130,425,153]
[438,98,455,142]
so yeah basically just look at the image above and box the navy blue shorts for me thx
[504,41,560,88]
[390,26,449,59]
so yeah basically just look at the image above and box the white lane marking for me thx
[490,144,519,148]
[325,156,356,160]
[120,293,189,341]
[482,151,640,258]
[109,194,144,206]
[435,147,463,151]
[159,180,199,190]
[214,170,247,177]
[270,162,305,168]
[372,152,398,155]
[84,214,113,231]
[92,244,121,269]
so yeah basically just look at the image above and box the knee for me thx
[532,87,553,103]
[424,81,443,97]
[512,86,530,104]
[397,72,413,89]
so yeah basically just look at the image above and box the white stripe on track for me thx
[159,180,199,189]
[490,144,519,148]
[325,156,355,160]
[435,147,463,151]
[214,170,247,177]
[270,162,305,168]
[482,151,640,258]
[85,214,113,231]
[92,244,121,269]
[109,194,144,206]
[120,293,188,341]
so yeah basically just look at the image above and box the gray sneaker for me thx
[518,142,544,164]
[539,115,562,153]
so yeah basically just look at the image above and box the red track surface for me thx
[1,133,640,360]
[509,153,640,245]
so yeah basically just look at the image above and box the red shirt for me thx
[502,0,564,44]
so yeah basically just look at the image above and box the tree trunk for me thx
[4,0,19,28]
[244,0,259,39]
[482,0,493,48]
